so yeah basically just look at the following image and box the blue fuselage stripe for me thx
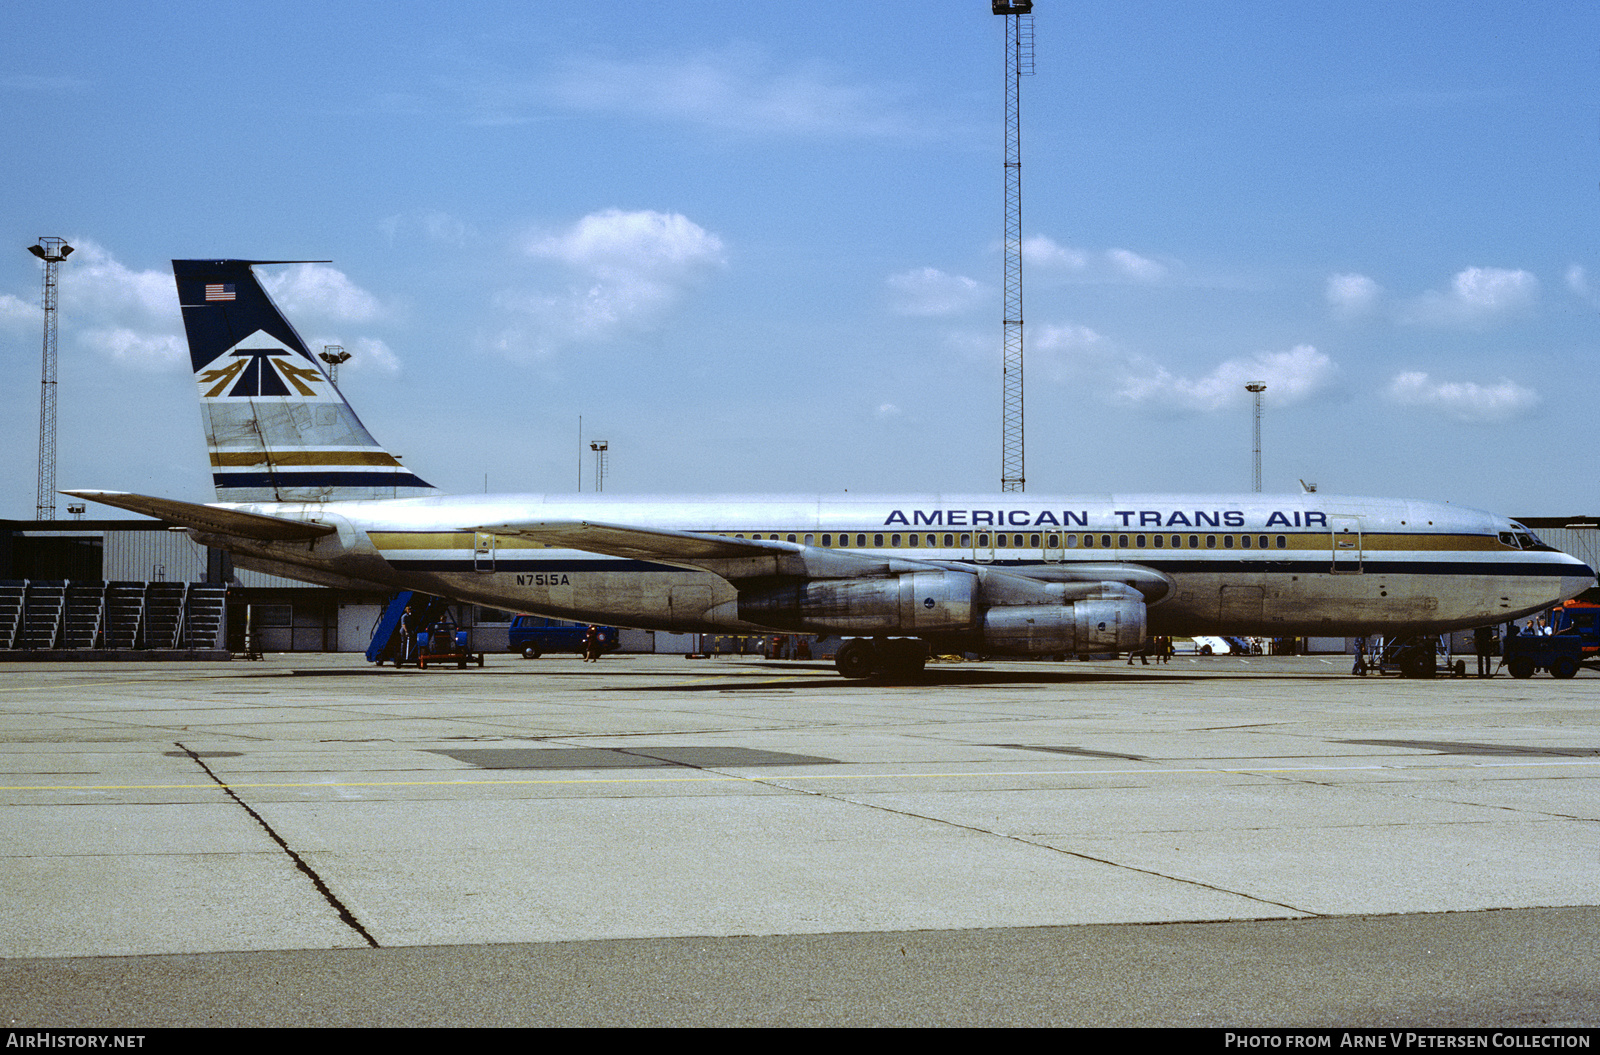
[216,471,433,489]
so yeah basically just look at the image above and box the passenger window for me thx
[1083,534,1094,549]
[960,533,972,547]
[1118,534,1129,548]
[804,534,814,545]
[891,533,901,547]
[1189,535,1199,548]
[1030,533,1041,547]
[909,533,920,547]
[1101,535,1112,548]
[943,533,954,547]
[1153,534,1164,548]
[1170,535,1181,548]
[977,533,990,547]
[1240,534,1251,548]
[1050,534,1063,548]
[1275,535,1287,548]
[787,534,797,543]
[820,534,831,547]
[873,534,883,547]
[1206,535,1217,549]
[1135,534,1146,548]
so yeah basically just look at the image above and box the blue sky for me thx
[3,0,1597,518]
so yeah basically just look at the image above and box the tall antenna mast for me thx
[995,2,1034,492]
[27,238,74,520]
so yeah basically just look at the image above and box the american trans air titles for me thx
[64,259,1598,680]
[883,508,1328,529]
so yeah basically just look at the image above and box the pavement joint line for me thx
[175,741,380,948]
[5,756,1599,792]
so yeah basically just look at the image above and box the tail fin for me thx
[173,259,435,503]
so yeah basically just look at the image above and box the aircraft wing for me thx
[62,490,336,542]
[479,520,798,562]
[475,519,920,581]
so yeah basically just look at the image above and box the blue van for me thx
[508,616,620,659]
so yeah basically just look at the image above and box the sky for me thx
[2,0,1597,520]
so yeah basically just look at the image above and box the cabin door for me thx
[1329,516,1363,574]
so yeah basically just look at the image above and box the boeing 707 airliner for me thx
[67,260,1597,678]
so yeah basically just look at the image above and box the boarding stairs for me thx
[366,591,451,665]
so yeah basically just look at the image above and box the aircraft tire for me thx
[835,640,878,680]
[1550,655,1579,679]
[1400,649,1435,679]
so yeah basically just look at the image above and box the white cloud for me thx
[493,209,726,357]
[1025,321,1334,414]
[262,264,384,323]
[1112,344,1335,412]
[1404,266,1538,327]
[378,210,479,248]
[0,292,38,329]
[1385,371,1540,424]
[8,241,187,370]
[886,267,984,316]
[67,241,176,324]
[1022,236,1088,270]
[1327,273,1382,318]
[88,327,185,371]
[537,48,943,141]
[1106,248,1167,282]
[307,335,402,378]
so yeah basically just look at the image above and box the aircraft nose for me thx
[1561,563,1598,602]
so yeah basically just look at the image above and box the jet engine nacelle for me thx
[980,598,1147,655]
[738,570,978,634]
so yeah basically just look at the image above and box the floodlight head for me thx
[1245,382,1267,394]
[27,239,74,263]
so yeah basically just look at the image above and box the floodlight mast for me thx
[995,1,1033,493]
[28,238,73,520]
[590,440,609,493]
[1246,382,1267,492]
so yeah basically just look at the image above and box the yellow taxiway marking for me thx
[5,758,1598,793]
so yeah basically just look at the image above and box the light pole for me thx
[28,238,73,520]
[590,440,609,493]
[1245,382,1266,492]
[318,344,351,384]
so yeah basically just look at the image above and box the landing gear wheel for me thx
[1400,648,1435,679]
[835,639,878,680]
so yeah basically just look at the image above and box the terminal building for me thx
[3,514,1595,660]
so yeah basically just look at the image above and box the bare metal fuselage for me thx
[201,491,1595,643]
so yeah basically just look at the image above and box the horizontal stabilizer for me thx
[62,490,335,541]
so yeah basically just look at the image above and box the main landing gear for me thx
[834,638,928,681]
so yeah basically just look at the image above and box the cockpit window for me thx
[1503,522,1553,551]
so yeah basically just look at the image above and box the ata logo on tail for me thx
[196,331,328,399]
